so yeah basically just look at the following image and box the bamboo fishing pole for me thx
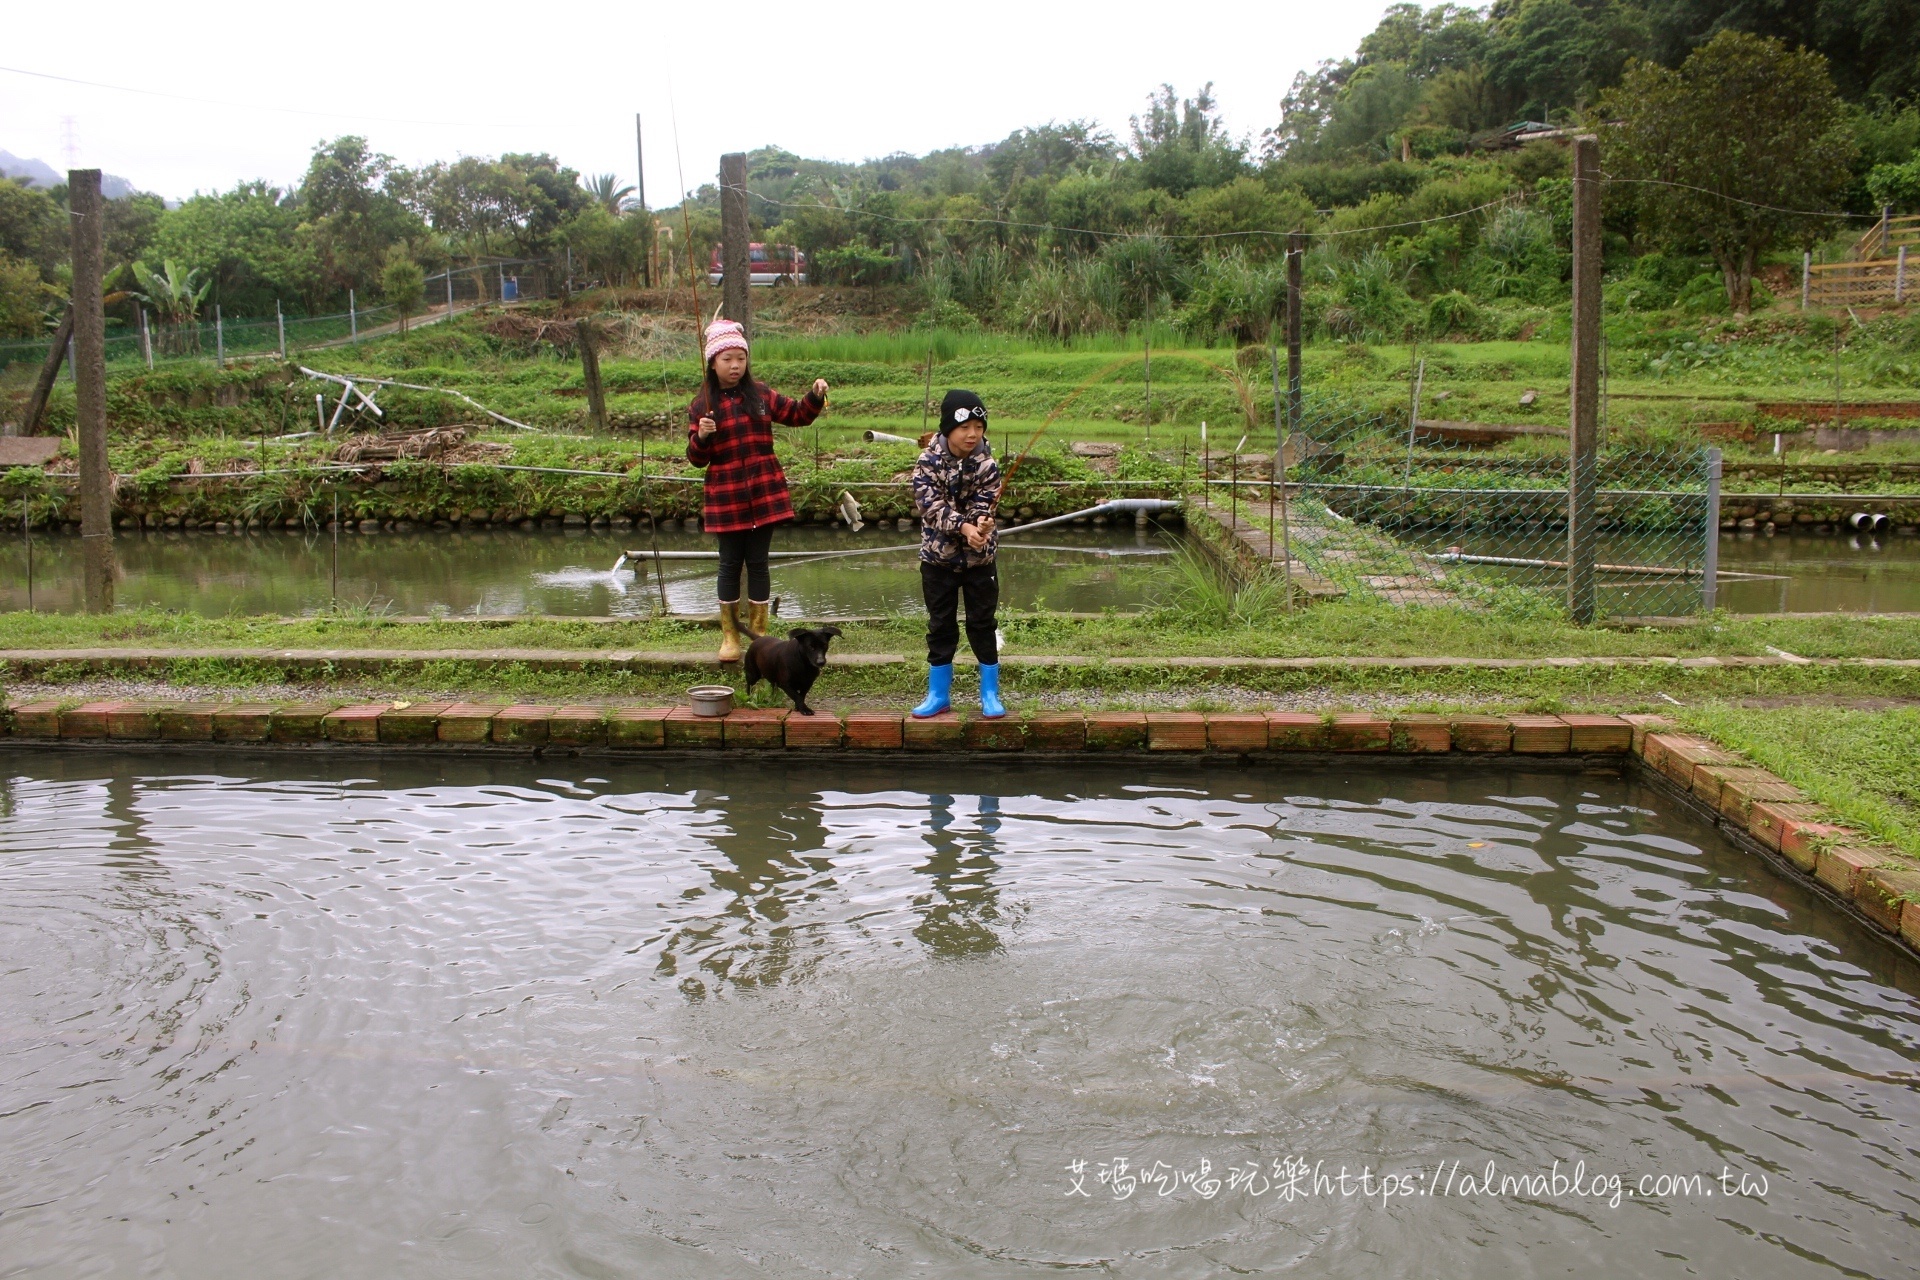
[989,355,1139,525]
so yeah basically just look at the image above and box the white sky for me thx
[2,0,1383,203]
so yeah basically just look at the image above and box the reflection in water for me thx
[656,773,834,995]
[913,793,1007,957]
[2,752,1917,1278]
[1453,528,1920,614]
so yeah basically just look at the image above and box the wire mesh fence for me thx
[1217,393,1725,620]
[0,258,560,381]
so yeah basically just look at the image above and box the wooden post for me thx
[577,317,607,431]
[719,152,751,338]
[1801,251,1811,310]
[1286,230,1304,432]
[69,168,114,613]
[1567,136,1601,625]
[21,305,74,434]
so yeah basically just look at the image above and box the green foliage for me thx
[1866,155,1920,212]
[0,251,47,338]
[151,182,317,315]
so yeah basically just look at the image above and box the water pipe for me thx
[1848,511,1890,533]
[863,429,918,444]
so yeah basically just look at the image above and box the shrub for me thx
[1425,290,1487,339]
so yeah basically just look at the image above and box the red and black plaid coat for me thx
[685,381,823,534]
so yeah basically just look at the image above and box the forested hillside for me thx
[3,0,1919,349]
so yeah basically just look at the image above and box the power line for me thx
[1599,174,1873,220]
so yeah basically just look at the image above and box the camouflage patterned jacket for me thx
[912,433,1001,568]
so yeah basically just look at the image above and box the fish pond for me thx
[1,751,1914,1276]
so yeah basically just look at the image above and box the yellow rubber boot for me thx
[747,600,770,636]
[717,600,744,663]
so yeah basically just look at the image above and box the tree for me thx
[1131,85,1247,195]
[1599,30,1855,312]
[299,137,424,304]
[151,182,319,315]
[381,247,425,333]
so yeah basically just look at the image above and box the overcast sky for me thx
[3,0,1383,202]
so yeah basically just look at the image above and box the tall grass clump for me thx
[1154,544,1290,627]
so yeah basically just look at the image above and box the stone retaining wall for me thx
[4,699,1913,959]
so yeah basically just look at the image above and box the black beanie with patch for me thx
[938,389,988,436]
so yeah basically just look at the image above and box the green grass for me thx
[5,599,1920,662]
[1679,703,1920,862]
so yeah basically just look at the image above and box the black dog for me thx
[742,624,843,716]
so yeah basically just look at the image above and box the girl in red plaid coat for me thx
[687,318,829,661]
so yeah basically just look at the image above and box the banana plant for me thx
[129,259,211,354]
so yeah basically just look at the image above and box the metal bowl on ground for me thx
[687,685,735,717]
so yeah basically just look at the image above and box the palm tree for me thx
[585,173,636,214]
[130,259,212,354]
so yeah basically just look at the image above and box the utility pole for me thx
[1568,135,1602,625]
[719,152,751,338]
[577,317,607,431]
[69,168,114,612]
[635,112,650,288]
[1285,230,1304,433]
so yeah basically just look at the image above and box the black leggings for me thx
[922,560,999,665]
[715,526,774,602]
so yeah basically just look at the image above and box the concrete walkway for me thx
[3,646,1917,675]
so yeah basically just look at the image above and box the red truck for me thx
[708,243,808,287]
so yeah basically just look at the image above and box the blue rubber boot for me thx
[978,664,1006,719]
[912,664,953,719]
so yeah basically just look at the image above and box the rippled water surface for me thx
[2,752,1916,1277]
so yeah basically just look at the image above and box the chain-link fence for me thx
[1216,394,1726,619]
[0,258,559,382]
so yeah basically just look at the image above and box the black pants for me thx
[715,526,774,602]
[922,560,998,666]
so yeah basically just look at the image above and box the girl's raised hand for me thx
[697,415,718,439]
[813,378,829,400]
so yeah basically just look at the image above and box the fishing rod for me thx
[989,355,1139,522]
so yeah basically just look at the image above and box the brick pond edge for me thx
[3,698,1915,961]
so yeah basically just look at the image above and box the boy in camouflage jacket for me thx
[910,389,1006,719]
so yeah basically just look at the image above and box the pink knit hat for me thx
[703,318,748,363]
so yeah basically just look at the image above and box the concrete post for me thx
[68,168,114,612]
[1285,230,1304,433]
[720,152,751,339]
[1801,251,1811,310]
[1567,135,1601,625]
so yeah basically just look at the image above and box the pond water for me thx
[2,751,1914,1277]
[1444,529,1920,615]
[0,525,1176,619]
